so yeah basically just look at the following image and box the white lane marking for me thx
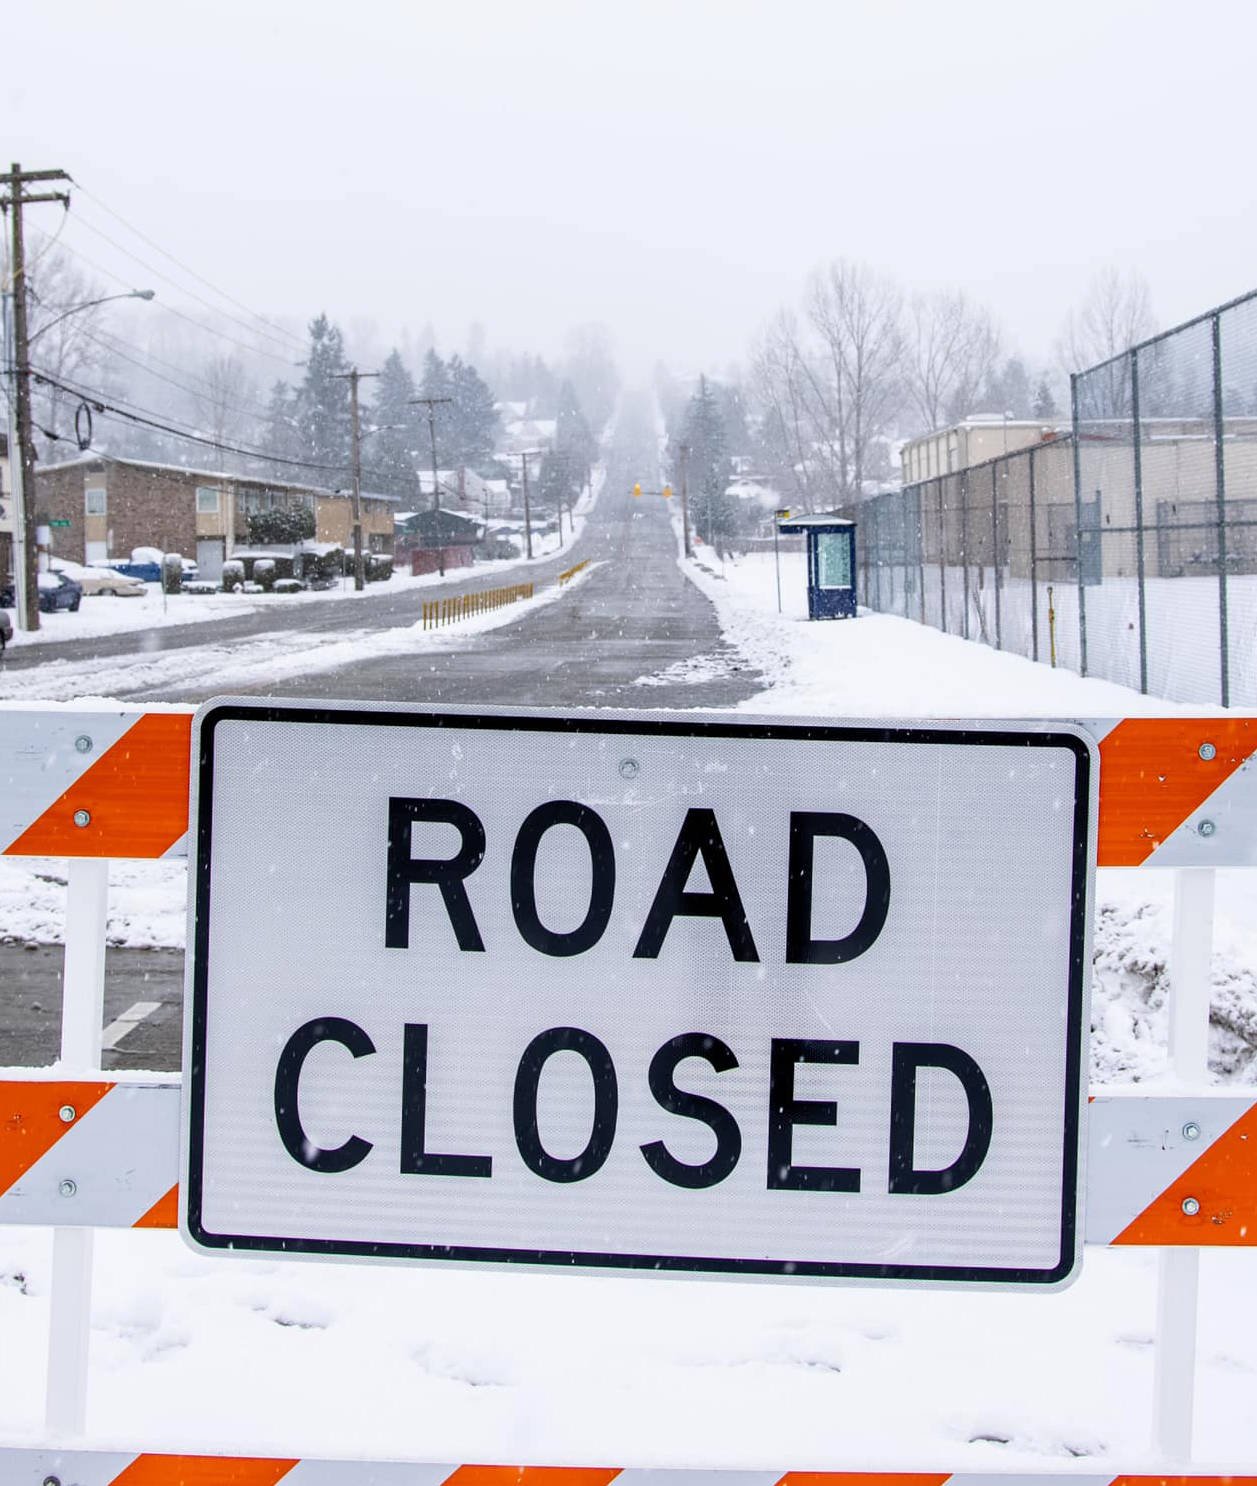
[100,1000,162,1051]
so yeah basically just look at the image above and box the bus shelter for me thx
[777,513,857,619]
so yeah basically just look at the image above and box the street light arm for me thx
[28,289,156,345]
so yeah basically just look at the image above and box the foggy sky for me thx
[6,0,1256,381]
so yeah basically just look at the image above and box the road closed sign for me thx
[182,702,1095,1287]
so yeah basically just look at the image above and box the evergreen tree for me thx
[673,376,734,554]
[416,349,454,480]
[554,379,597,472]
[447,355,499,470]
[367,349,421,500]
[295,314,352,480]
[562,324,619,434]
[260,380,302,469]
[1033,376,1059,420]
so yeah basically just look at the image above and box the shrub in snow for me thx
[274,578,303,594]
[220,560,245,593]
[243,581,264,594]
[183,581,217,596]
[366,553,393,582]
[253,558,277,592]
[161,552,183,595]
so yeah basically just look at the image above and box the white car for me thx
[52,558,147,598]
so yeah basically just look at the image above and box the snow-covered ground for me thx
[4,522,1257,1468]
[0,560,600,704]
[3,482,598,652]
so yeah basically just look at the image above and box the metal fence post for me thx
[992,462,1002,650]
[937,478,946,632]
[1029,446,1039,663]
[916,487,925,624]
[960,471,970,641]
[1131,348,1149,694]
[1070,375,1089,676]
[1211,313,1230,707]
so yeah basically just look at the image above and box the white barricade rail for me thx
[4,1465,1257,1486]
[2,706,1256,1472]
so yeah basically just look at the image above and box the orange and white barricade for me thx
[3,707,1257,1475]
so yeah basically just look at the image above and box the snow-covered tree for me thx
[674,375,735,553]
[295,314,352,479]
[366,349,420,499]
[447,355,498,470]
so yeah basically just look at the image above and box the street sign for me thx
[48,519,71,528]
[183,702,1095,1287]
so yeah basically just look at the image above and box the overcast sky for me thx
[6,0,1256,382]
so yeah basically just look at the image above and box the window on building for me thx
[196,486,221,514]
[85,487,106,516]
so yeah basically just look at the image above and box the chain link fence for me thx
[860,288,1257,706]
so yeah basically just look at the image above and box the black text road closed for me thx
[183,704,1095,1287]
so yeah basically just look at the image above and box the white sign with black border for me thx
[182,700,1095,1288]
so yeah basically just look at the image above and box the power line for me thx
[67,210,305,357]
[71,325,267,423]
[32,365,401,487]
[49,235,301,369]
[69,179,307,351]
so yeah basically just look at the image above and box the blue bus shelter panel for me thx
[809,526,857,619]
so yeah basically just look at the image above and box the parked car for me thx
[0,607,11,652]
[54,558,146,598]
[37,571,82,612]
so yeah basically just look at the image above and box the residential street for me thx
[0,409,763,1069]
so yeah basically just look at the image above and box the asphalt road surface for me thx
[1,401,766,1068]
[1,405,760,712]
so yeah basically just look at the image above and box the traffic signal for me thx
[633,482,641,498]
[662,484,672,500]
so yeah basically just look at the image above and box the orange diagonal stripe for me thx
[0,1080,113,1196]
[444,1469,621,1486]
[5,711,192,860]
[134,1183,180,1229]
[112,1455,299,1485]
[1098,717,1257,866]
[1114,1104,1257,1246]
[778,1475,950,1486]
[1113,1477,1257,1486]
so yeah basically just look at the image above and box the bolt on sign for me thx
[182,701,1096,1288]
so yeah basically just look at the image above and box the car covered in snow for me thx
[37,570,82,612]
[53,558,147,598]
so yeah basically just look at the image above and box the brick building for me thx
[33,456,395,580]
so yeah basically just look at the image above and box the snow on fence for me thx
[2,707,1256,1480]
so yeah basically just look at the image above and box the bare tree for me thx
[749,310,833,512]
[25,240,110,460]
[1059,267,1157,417]
[805,259,904,500]
[906,290,1001,433]
[194,353,259,467]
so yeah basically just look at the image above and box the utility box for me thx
[777,513,857,619]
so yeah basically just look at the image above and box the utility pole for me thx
[333,368,378,591]
[519,449,539,559]
[3,163,70,632]
[677,442,692,558]
[410,395,452,577]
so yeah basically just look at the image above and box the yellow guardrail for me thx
[558,559,590,586]
[422,582,534,630]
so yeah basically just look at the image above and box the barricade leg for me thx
[45,857,108,1437]
[1152,867,1215,1462]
